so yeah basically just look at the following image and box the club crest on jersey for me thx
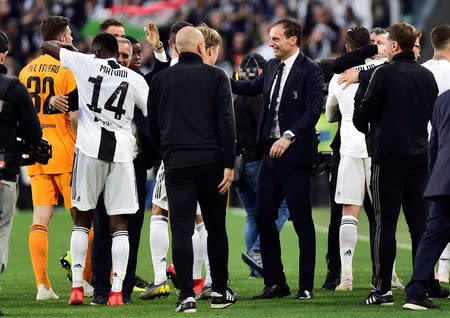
[293,91,298,99]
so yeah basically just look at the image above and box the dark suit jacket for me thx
[231,51,324,168]
[149,52,236,169]
[424,89,450,198]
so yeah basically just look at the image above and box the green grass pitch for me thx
[1,206,449,317]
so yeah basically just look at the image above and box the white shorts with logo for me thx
[152,162,202,215]
[335,155,372,206]
[71,148,138,215]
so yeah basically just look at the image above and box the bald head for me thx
[175,26,205,57]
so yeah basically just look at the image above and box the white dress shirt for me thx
[269,49,300,138]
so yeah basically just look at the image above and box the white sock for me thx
[339,215,358,279]
[192,227,202,280]
[197,222,211,287]
[111,231,129,292]
[70,226,90,288]
[150,215,169,285]
[438,244,450,272]
[392,260,398,277]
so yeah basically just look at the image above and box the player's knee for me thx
[151,204,168,217]
[109,215,128,233]
[73,209,94,228]
[32,205,54,226]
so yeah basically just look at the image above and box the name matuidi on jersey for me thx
[99,65,128,78]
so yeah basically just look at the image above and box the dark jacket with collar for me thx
[355,51,438,166]
[149,52,236,169]
[424,90,450,198]
[231,50,324,168]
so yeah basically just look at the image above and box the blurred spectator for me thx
[0,1,427,79]
[230,31,249,71]
[372,0,390,28]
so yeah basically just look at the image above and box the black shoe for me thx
[175,297,196,313]
[361,291,394,305]
[252,283,291,299]
[403,298,440,310]
[294,289,314,300]
[249,269,262,279]
[427,279,450,299]
[135,275,151,290]
[123,294,133,304]
[321,276,340,290]
[210,287,237,309]
[90,294,108,305]
[0,309,4,316]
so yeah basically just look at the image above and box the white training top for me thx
[422,59,450,138]
[326,58,385,158]
[60,48,149,163]
[422,59,450,96]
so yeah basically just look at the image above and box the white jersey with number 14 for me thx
[60,48,149,163]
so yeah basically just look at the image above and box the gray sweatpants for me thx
[0,179,18,285]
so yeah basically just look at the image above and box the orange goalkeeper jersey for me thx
[19,54,77,176]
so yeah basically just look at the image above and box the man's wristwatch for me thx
[151,41,164,51]
[282,132,296,143]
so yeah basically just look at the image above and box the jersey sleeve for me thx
[133,76,149,117]
[60,49,94,77]
[325,75,339,122]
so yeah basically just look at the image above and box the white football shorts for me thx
[152,162,202,215]
[335,156,372,206]
[71,148,138,215]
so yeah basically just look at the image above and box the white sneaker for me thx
[391,274,405,290]
[83,280,94,297]
[36,284,59,300]
[335,278,353,291]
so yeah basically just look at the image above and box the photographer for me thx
[0,32,42,316]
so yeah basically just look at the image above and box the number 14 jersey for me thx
[19,54,77,176]
[60,48,149,163]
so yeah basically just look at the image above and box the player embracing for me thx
[41,32,149,306]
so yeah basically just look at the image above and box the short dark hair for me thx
[169,21,192,45]
[271,19,302,46]
[0,32,8,53]
[346,26,370,50]
[431,25,450,50]
[92,33,119,56]
[370,27,386,35]
[386,22,416,51]
[99,19,124,33]
[125,35,139,45]
[40,16,70,41]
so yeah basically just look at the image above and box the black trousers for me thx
[406,196,450,301]
[91,153,147,298]
[256,152,315,291]
[165,162,229,300]
[371,162,429,294]
[325,152,377,281]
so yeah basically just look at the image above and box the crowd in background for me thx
[0,0,422,77]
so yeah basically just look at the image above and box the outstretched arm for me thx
[40,40,77,60]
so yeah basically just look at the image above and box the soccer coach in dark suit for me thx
[403,89,450,310]
[149,26,236,312]
[231,18,324,300]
